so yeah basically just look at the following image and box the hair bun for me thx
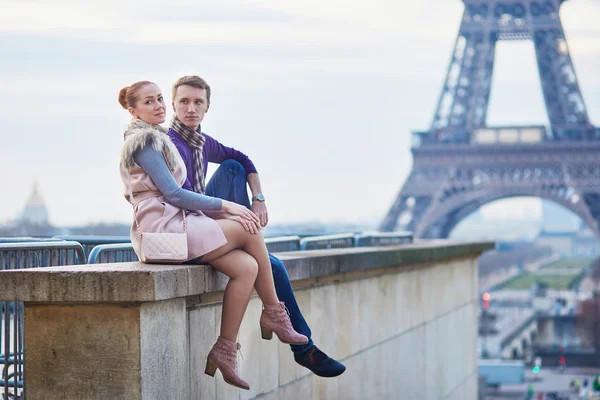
[118,86,129,109]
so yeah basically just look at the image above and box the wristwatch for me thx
[252,193,266,202]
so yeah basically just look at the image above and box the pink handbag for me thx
[129,186,188,264]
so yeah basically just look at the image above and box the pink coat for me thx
[120,120,227,262]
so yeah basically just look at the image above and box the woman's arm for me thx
[134,146,262,232]
[133,146,222,211]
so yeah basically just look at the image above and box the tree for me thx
[578,290,600,354]
[589,257,600,285]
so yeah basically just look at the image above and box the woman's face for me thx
[129,83,166,125]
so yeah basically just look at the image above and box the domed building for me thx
[16,182,50,226]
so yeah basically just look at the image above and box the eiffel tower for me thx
[379,0,600,238]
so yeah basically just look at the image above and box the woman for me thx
[118,80,307,391]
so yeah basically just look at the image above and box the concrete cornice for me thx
[0,240,494,303]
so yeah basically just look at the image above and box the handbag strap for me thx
[128,176,187,238]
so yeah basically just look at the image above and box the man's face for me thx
[172,85,209,130]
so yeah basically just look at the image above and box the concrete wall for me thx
[190,258,480,400]
[536,316,586,348]
[0,240,493,400]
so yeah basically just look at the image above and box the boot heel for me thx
[261,325,273,340]
[204,357,217,377]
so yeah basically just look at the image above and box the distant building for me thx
[14,182,50,226]
[535,223,599,257]
[535,231,574,255]
[0,182,55,237]
[0,182,136,238]
[572,223,600,257]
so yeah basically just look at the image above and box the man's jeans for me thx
[206,159,314,354]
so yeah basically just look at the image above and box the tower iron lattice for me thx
[380,0,600,238]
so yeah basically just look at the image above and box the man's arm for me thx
[200,174,267,227]
[204,133,269,226]
[247,173,268,227]
[204,133,258,175]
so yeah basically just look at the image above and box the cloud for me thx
[0,0,599,226]
[1,0,597,47]
[480,197,542,221]
[0,1,118,32]
[0,0,463,45]
[139,2,318,24]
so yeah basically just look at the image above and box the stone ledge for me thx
[279,240,494,281]
[0,240,493,303]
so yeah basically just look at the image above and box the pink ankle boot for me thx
[260,302,309,345]
[204,336,250,390]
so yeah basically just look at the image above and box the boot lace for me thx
[216,341,243,372]
[266,302,293,327]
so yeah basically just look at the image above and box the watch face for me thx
[255,194,265,201]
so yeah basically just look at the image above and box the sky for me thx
[1,0,599,227]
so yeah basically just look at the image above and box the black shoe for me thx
[294,345,346,378]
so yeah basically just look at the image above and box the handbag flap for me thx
[141,232,188,262]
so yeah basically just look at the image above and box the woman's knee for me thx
[237,229,264,247]
[219,220,250,245]
[233,256,259,280]
[220,220,265,247]
[249,230,265,243]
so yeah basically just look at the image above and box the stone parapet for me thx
[0,239,493,399]
[0,240,492,303]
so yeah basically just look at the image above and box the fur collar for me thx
[120,118,179,172]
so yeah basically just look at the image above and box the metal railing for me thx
[52,235,131,259]
[354,231,413,247]
[264,236,301,253]
[88,243,138,264]
[0,237,63,244]
[299,232,414,250]
[299,233,356,250]
[86,232,414,263]
[1,241,86,400]
[86,235,304,263]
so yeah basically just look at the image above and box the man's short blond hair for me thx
[172,76,211,104]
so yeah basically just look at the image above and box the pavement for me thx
[485,367,600,400]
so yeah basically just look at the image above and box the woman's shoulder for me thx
[124,119,169,146]
[121,119,172,171]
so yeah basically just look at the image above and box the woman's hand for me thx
[202,210,226,220]
[222,201,262,234]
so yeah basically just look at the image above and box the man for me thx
[167,75,346,378]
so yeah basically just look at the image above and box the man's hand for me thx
[251,201,269,227]
[222,200,262,234]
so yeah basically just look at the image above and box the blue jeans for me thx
[206,160,314,353]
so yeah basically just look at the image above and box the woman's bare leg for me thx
[203,219,308,346]
[202,219,279,305]
[201,249,258,342]
[239,229,280,306]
